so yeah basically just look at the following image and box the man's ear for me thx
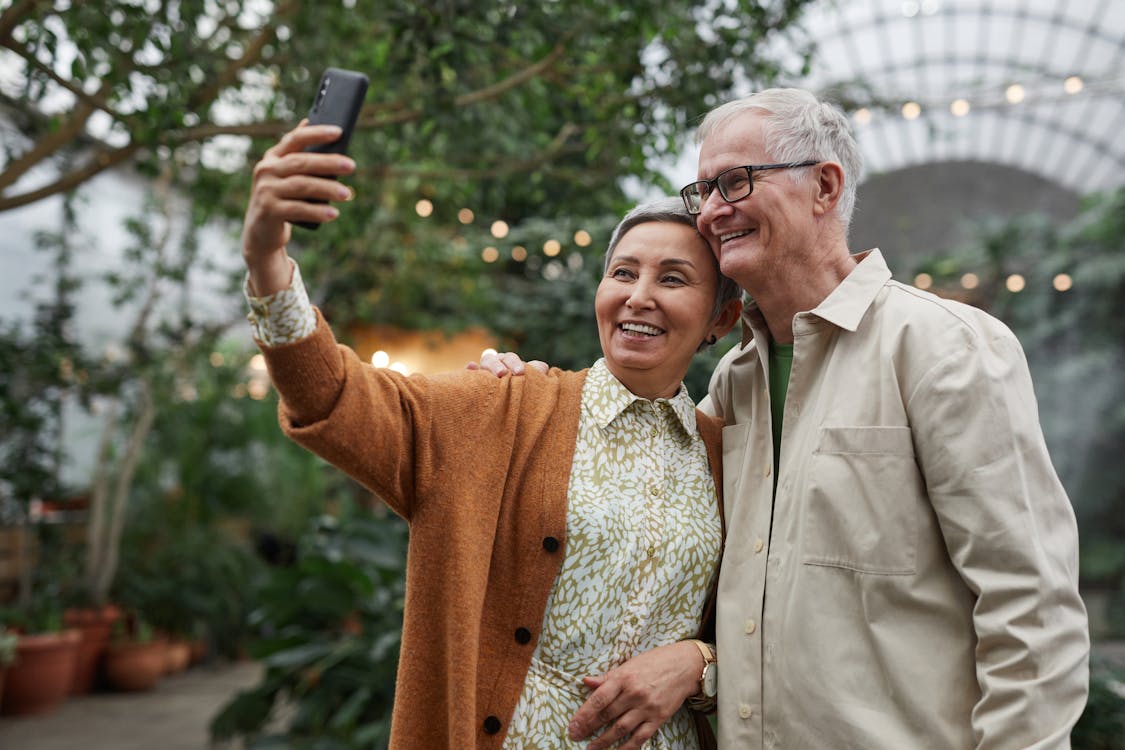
[710,298,743,340]
[813,161,845,217]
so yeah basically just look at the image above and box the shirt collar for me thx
[586,359,699,437]
[741,248,891,346]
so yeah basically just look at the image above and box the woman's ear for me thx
[813,161,845,217]
[710,298,743,341]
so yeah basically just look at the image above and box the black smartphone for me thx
[295,67,369,230]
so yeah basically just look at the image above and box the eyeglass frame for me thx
[679,160,820,215]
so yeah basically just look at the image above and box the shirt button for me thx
[745,619,757,635]
[754,538,764,554]
[514,627,532,644]
[483,715,502,734]
[542,536,560,553]
[739,703,754,719]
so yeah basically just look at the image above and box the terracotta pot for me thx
[0,629,81,716]
[104,639,168,692]
[163,638,191,674]
[188,638,209,665]
[64,604,122,694]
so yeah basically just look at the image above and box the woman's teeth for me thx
[620,323,663,336]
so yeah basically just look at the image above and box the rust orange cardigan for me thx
[258,311,724,749]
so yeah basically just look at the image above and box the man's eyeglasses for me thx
[679,161,819,215]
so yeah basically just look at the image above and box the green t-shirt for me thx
[769,341,794,481]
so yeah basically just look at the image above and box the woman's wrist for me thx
[246,251,294,297]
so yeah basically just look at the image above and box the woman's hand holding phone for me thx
[240,124,357,296]
[241,68,368,295]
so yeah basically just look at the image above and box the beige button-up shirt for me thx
[701,250,1089,749]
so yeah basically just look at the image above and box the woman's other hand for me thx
[567,640,703,750]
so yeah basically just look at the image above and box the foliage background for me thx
[1,0,1123,746]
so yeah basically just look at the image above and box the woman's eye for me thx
[611,268,635,279]
[662,275,686,285]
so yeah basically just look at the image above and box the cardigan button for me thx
[483,715,502,734]
[542,536,560,553]
[514,627,532,644]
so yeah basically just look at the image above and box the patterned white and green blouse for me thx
[246,265,721,749]
[501,360,721,750]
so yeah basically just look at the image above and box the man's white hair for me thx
[696,88,862,231]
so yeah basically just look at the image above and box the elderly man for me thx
[679,87,1089,748]
[486,87,1090,749]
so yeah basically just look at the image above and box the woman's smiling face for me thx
[595,220,730,400]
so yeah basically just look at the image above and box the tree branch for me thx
[0,0,44,46]
[365,123,582,180]
[0,143,140,212]
[93,379,155,604]
[2,42,124,120]
[364,36,575,127]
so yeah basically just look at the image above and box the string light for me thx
[574,230,592,247]
[914,272,932,289]
[950,99,970,117]
[960,272,979,290]
[1006,274,1026,292]
[1005,84,1025,104]
[482,246,500,263]
[543,239,562,257]
[1053,273,1073,291]
[902,101,921,120]
[415,199,434,217]
[490,220,509,239]
[458,208,475,224]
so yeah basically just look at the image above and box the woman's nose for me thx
[626,278,656,309]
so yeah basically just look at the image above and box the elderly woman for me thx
[241,124,742,749]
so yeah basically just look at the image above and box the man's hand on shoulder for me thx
[465,351,549,377]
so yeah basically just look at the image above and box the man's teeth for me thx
[721,230,753,242]
[620,323,663,336]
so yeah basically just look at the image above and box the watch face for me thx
[703,662,718,698]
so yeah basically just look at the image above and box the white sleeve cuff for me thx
[244,260,317,346]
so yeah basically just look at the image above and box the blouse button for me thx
[483,715,502,734]
[514,627,532,644]
[542,536,560,553]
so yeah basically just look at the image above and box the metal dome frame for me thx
[796,0,1125,195]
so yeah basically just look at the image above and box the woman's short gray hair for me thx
[602,196,742,321]
[696,88,862,232]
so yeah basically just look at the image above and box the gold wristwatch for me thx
[687,639,717,708]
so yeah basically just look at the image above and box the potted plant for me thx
[103,615,167,692]
[0,626,17,707]
[0,596,81,716]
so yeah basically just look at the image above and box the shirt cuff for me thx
[244,260,317,346]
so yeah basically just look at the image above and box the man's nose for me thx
[697,187,731,226]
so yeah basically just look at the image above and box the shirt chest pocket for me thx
[802,426,924,575]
